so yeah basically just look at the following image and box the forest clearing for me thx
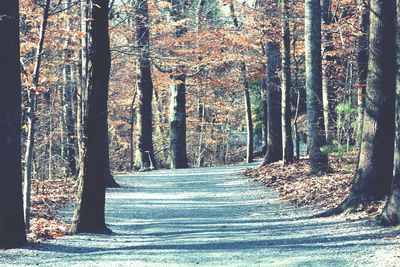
[1,0,400,266]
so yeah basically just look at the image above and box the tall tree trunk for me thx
[23,0,51,231]
[281,0,293,164]
[320,0,397,217]
[169,0,188,169]
[261,42,282,165]
[0,1,27,248]
[71,0,112,233]
[321,0,335,143]
[62,0,77,177]
[135,0,156,171]
[379,0,400,226]
[355,0,369,145]
[305,0,328,173]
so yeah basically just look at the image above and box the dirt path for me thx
[0,164,399,266]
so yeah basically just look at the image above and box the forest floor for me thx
[1,163,400,266]
[28,178,76,242]
[244,153,384,218]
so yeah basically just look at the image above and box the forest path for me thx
[1,163,400,266]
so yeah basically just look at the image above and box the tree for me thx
[320,0,397,216]
[261,41,282,165]
[281,0,293,164]
[0,1,27,248]
[377,0,400,226]
[135,0,156,171]
[304,0,328,173]
[169,0,189,169]
[321,0,335,143]
[71,0,112,233]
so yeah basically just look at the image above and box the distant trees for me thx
[71,0,112,233]
[0,1,27,248]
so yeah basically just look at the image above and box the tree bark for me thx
[304,0,329,173]
[377,0,400,226]
[71,0,112,233]
[281,0,293,164]
[261,42,282,165]
[0,1,27,249]
[319,0,397,217]
[135,0,156,171]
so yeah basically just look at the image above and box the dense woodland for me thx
[0,0,400,249]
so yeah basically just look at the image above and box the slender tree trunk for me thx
[62,0,77,177]
[305,0,329,173]
[135,0,156,171]
[230,1,254,163]
[242,63,254,163]
[71,0,112,233]
[23,0,51,230]
[261,42,282,165]
[319,0,397,217]
[356,0,369,145]
[321,0,335,144]
[0,1,27,248]
[281,0,293,164]
[379,0,400,226]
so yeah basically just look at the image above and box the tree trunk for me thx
[62,0,77,177]
[0,1,27,248]
[135,0,156,171]
[355,0,369,145]
[261,42,282,165]
[71,0,112,233]
[321,0,335,144]
[243,63,254,163]
[169,0,188,169]
[170,74,189,168]
[281,0,293,164]
[23,0,51,230]
[320,0,397,217]
[304,0,329,173]
[376,1,400,226]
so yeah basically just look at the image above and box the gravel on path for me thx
[1,163,399,267]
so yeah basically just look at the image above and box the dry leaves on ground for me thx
[28,178,76,242]
[244,155,385,217]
